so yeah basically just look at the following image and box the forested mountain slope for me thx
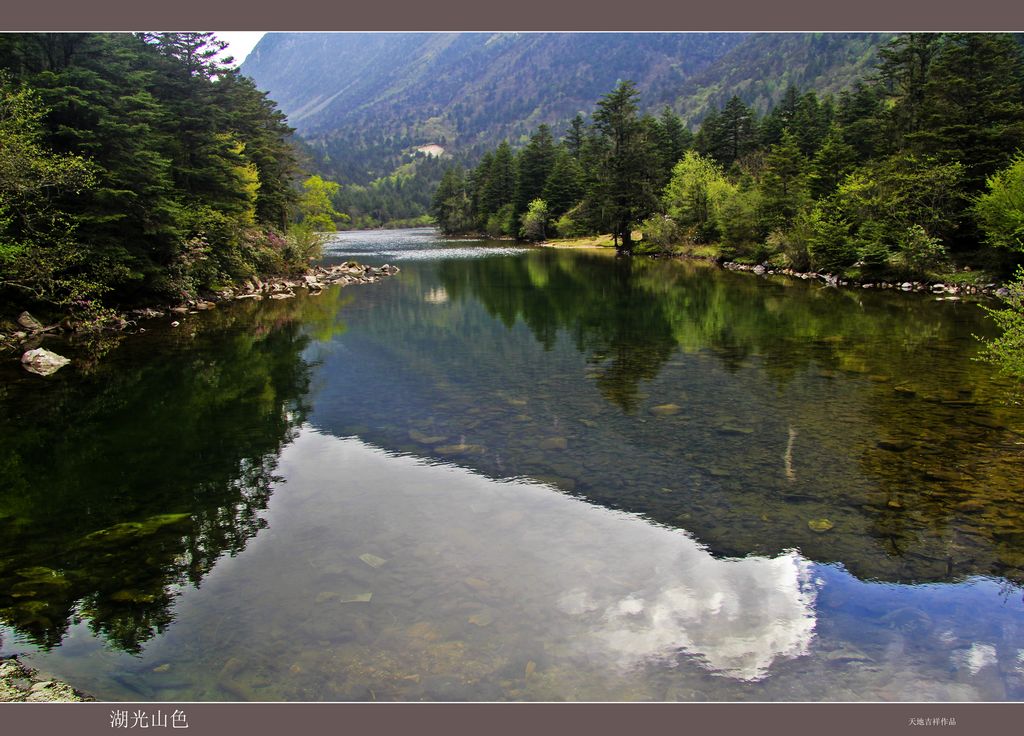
[242,33,887,185]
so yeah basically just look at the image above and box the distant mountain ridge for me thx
[241,32,888,184]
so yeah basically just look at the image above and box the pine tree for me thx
[718,96,757,167]
[591,80,659,253]
[514,124,556,218]
[911,33,1024,191]
[875,33,940,150]
[808,124,857,199]
[542,146,584,219]
[479,140,516,218]
[565,113,586,160]
[431,167,471,234]
[760,129,809,231]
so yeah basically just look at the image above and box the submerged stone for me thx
[877,439,913,452]
[408,428,447,445]
[359,553,387,568]
[337,592,372,604]
[649,403,682,416]
[533,475,577,492]
[78,513,191,547]
[109,589,158,604]
[14,566,63,581]
[435,443,484,456]
[716,426,754,436]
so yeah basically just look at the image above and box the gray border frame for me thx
[2,0,1023,733]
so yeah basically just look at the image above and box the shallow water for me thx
[1,228,1023,701]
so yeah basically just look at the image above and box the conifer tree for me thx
[591,80,659,253]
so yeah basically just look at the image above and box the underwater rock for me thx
[716,425,754,436]
[109,589,159,604]
[408,429,447,445]
[359,553,387,569]
[21,348,70,376]
[823,644,873,664]
[340,593,373,603]
[9,567,71,598]
[334,592,373,603]
[533,475,577,492]
[77,513,191,547]
[468,610,494,627]
[877,439,913,452]
[435,443,484,456]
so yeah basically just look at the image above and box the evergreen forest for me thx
[432,34,1024,287]
[0,32,321,324]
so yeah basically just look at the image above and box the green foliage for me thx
[811,154,964,274]
[808,124,857,198]
[431,166,473,235]
[590,80,660,252]
[891,224,948,277]
[974,153,1024,253]
[284,223,326,267]
[909,34,1024,190]
[806,199,857,272]
[297,174,346,231]
[519,199,550,241]
[0,32,304,313]
[698,95,757,168]
[486,204,516,238]
[979,267,1024,378]
[639,214,681,253]
[554,203,590,238]
[758,129,809,231]
[0,72,103,310]
[765,220,812,271]
[662,151,736,242]
[542,147,584,219]
[514,125,557,218]
[718,185,765,250]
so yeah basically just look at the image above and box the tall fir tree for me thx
[590,80,659,253]
[910,33,1024,191]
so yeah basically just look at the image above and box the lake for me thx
[1,228,1023,701]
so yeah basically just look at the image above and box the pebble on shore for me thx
[0,656,93,702]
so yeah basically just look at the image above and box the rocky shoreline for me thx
[719,261,1009,299]
[2,262,399,377]
[0,655,92,702]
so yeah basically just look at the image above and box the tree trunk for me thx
[616,222,633,255]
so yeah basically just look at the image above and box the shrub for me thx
[974,153,1024,253]
[639,214,680,253]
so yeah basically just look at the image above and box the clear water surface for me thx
[1,228,1023,701]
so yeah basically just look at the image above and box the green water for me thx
[1,228,1023,701]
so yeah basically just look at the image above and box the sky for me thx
[213,31,266,66]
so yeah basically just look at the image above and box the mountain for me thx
[673,32,887,122]
[241,32,887,186]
